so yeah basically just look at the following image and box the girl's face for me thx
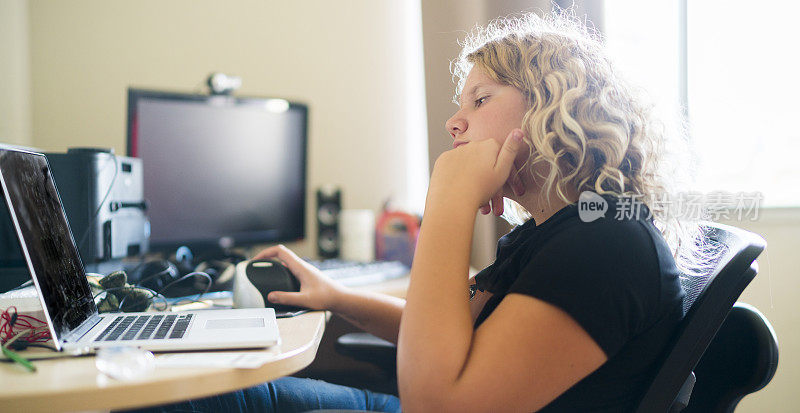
[446,67,528,156]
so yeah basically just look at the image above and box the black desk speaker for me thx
[316,186,340,259]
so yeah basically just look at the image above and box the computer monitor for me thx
[127,89,308,254]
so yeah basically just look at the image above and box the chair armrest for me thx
[335,333,397,373]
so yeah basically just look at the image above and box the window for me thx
[604,0,800,207]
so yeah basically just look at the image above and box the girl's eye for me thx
[475,96,488,107]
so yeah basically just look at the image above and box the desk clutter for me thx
[316,186,420,268]
[0,88,415,382]
[0,78,409,406]
[87,251,245,313]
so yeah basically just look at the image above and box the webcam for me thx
[206,72,242,95]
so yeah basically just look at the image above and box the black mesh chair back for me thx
[678,238,728,316]
[683,302,779,413]
[634,222,766,412]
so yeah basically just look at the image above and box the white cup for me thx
[339,209,375,262]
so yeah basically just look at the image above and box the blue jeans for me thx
[122,377,402,413]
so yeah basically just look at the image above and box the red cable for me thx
[1,306,51,345]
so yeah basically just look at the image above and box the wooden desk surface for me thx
[0,311,327,412]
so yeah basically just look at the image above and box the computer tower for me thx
[45,148,149,263]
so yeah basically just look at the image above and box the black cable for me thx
[157,272,213,307]
[134,266,174,289]
[77,153,119,252]
[8,341,58,351]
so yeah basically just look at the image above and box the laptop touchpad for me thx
[205,318,265,329]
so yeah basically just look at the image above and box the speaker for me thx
[316,186,341,259]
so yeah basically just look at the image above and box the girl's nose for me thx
[445,114,466,139]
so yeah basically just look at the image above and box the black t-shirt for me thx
[474,195,685,412]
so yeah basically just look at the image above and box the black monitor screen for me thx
[127,90,308,251]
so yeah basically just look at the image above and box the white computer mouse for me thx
[233,259,301,310]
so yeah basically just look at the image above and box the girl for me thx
[136,10,697,413]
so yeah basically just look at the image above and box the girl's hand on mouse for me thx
[252,245,345,310]
[429,128,524,211]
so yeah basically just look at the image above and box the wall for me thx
[421,0,550,270]
[0,0,32,146]
[26,0,428,257]
[421,0,491,269]
[722,211,800,412]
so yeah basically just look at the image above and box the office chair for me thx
[634,222,767,412]
[335,222,768,411]
[682,302,778,413]
[335,332,397,377]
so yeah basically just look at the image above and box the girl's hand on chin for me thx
[429,128,524,210]
[480,158,526,217]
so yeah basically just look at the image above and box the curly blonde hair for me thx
[452,10,713,275]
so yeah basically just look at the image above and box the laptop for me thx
[0,145,280,353]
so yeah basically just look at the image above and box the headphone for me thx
[129,247,245,293]
[130,260,181,292]
[193,260,236,291]
[91,247,249,313]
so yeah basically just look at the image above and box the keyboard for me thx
[94,313,193,342]
[310,259,410,287]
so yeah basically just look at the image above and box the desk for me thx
[0,311,327,412]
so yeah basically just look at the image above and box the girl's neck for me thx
[516,191,570,225]
[509,170,578,225]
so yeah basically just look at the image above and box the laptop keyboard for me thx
[139,315,165,339]
[94,314,194,342]
[153,315,178,339]
[124,315,151,340]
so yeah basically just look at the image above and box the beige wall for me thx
[722,211,800,412]
[421,0,492,269]
[25,0,429,258]
[0,0,32,146]
[421,0,551,269]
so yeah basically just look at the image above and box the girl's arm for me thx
[397,131,607,412]
[253,245,404,343]
[255,245,489,344]
[327,288,405,344]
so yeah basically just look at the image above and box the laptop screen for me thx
[0,148,97,341]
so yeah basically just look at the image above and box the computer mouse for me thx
[233,259,303,312]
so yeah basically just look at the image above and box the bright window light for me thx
[687,1,800,207]
[604,1,800,207]
[603,0,682,140]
